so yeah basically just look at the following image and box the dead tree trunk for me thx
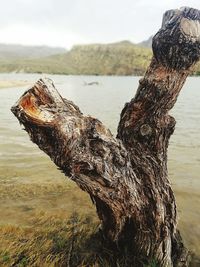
[11,7,200,267]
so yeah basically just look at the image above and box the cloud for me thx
[0,0,199,47]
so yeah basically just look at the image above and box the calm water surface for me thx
[0,73,199,188]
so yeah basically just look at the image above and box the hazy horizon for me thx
[0,38,150,50]
[0,0,199,49]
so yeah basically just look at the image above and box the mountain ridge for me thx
[0,40,152,75]
[0,43,67,60]
[0,39,199,75]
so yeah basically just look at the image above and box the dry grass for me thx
[0,179,162,267]
[0,210,199,267]
[0,212,99,267]
[0,177,199,266]
[0,211,163,267]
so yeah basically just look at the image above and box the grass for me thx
[0,211,162,267]
[0,212,96,267]
[0,211,128,267]
[0,173,199,266]
[0,210,199,266]
[0,157,200,266]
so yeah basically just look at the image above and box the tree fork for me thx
[11,7,200,267]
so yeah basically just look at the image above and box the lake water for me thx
[0,73,200,255]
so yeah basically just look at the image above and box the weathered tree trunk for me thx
[11,7,200,267]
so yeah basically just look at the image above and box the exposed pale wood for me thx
[11,7,200,267]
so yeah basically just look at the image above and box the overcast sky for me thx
[0,0,199,49]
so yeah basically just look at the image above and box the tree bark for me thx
[11,7,200,267]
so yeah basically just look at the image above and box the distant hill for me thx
[138,36,153,48]
[0,41,152,75]
[0,40,199,76]
[0,44,67,61]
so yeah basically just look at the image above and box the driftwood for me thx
[11,7,200,267]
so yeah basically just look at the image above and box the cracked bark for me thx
[11,7,200,267]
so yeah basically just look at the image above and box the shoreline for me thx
[0,80,31,89]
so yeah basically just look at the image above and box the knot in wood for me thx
[140,124,152,136]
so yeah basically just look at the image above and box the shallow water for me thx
[0,73,200,254]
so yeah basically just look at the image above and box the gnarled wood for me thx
[11,7,200,267]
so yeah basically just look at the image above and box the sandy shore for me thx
[0,80,31,89]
